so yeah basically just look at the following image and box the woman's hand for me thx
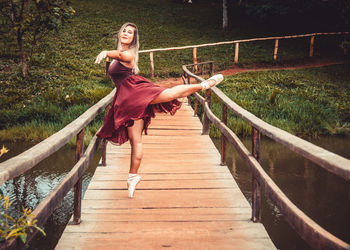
[95,50,107,64]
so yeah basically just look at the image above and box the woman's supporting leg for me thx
[127,119,144,174]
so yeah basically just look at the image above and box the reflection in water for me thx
[213,136,350,250]
[0,142,101,250]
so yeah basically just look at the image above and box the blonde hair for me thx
[115,22,140,74]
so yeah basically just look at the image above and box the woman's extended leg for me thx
[150,77,219,104]
[127,119,144,174]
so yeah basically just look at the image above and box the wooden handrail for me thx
[182,65,350,180]
[3,133,102,249]
[144,31,349,78]
[182,63,350,249]
[0,88,115,248]
[0,89,115,186]
[140,32,349,53]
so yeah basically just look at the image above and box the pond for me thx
[211,135,350,250]
[0,136,349,249]
[0,142,101,249]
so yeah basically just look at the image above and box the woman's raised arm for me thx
[95,50,134,64]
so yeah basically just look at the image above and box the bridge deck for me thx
[56,100,275,249]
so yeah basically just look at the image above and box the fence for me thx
[140,32,349,78]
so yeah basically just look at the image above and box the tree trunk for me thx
[17,30,28,78]
[222,0,228,32]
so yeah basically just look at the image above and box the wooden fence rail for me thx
[0,90,115,249]
[182,62,350,250]
[140,31,349,78]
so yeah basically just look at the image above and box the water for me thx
[0,142,101,249]
[0,137,349,249]
[212,136,350,250]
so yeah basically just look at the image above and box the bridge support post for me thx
[251,127,261,222]
[202,89,211,135]
[221,104,227,165]
[73,128,84,224]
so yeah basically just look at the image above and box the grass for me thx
[198,63,350,139]
[0,0,349,142]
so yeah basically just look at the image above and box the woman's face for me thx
[120,25,135,46]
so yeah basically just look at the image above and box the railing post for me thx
[273,39,279,60]
[150,52,154,78]
[202,89,211,135]
[251,127,261,222]
[105,57,110,79]
[234,42,239,63]
[101,139,107,166]
[193,47,197,72]
[209,62,213,76]
[309,36,315,57]
[194,97,198,116]
[221,104,227,165]
[73,128,84,224]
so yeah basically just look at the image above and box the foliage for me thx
[0,195,46,244]
[0,0,75,77]
[246,0,350,31]
[0,145,9,158]
[0,147,45,244]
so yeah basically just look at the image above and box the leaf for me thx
[6,228,23,239]
[19,233,27,243]
[33,226,46,236]
[0,145,9,157]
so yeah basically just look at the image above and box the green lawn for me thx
[203,63,350,138]
[0,0,348,141]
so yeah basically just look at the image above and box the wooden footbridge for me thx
[55,100,275,249]
[0,60,349,249]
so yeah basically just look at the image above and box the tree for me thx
[0,0,75,77]
[222,0,228,31]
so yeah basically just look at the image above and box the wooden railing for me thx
[182,62,350,250]
[140,31,349,78]
[0,90,114,249]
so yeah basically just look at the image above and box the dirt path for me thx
[154,58,348,87]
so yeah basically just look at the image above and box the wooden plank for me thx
[79,207,251,219]
[56,231,275,250]
[90,172,233,181]
[87,179,238,189]
[57,100,275,250]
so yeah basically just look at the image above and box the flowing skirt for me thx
[97,75,182,145]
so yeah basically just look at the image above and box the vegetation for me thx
[200,63,350,139]
[0,0,75,77]
[0,146,46,244]
[246,0,350,32]
[0,0,349,142]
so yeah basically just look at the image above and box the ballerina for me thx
[95,22,223,198]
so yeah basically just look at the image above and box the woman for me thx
[95,22,223,198]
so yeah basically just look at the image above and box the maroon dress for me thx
[97,60,182,145]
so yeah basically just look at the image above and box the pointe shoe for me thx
[127,175,141,198]
[200,74,224,90]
